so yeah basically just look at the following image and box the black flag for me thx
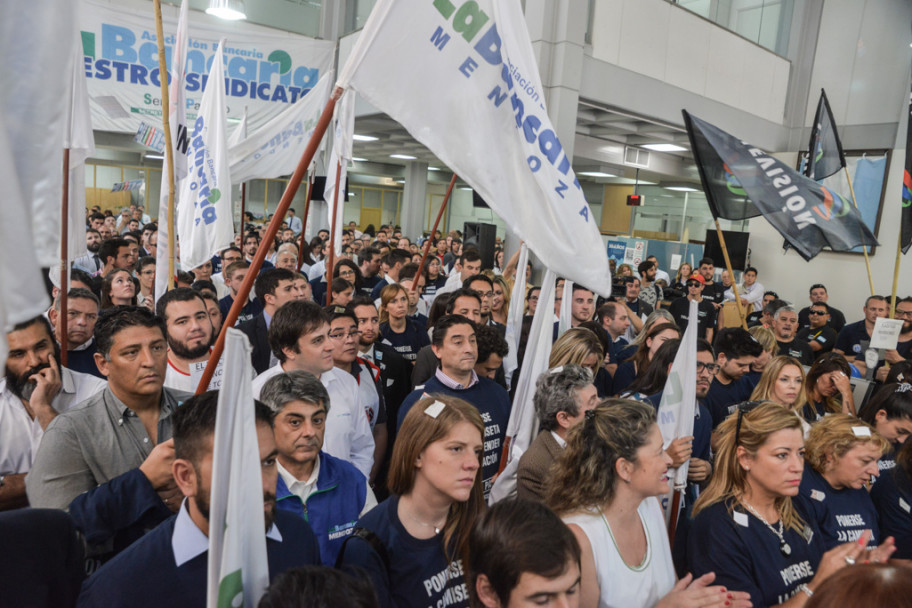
[804,89,845,181]
[902,71,912,254]
[683,110,878,261]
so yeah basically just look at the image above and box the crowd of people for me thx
[3,202,912,607]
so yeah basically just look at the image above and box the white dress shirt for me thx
[0,368,107,475]
[276,458,377,517]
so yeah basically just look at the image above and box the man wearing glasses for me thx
[798,284,846,332]
[796,302,837,360]
[873,298,912,382]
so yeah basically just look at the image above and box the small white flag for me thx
[176,39,234,271]
[63,36,96,263]
[323,89,355,259]
[657,299,699,525]
[489,269,557,503]
[155,0,190,302]
[557,279,574,339]
[207,328,269,607]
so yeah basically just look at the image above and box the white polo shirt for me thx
[0,368,107,475]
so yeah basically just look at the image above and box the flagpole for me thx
[152,0,176,290]
[843,167,876,297]
[714,219,748,330]
[59,149,70,366]
[891,222,904,320]
[196,89,341,393]
[667,488,682,545]
[410,173,457,298]
[239,182,246,234]
[325,160,342,306]
[296,172,314,271]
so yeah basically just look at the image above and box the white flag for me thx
[0,0,71,364]
[207,328,269,607]
[177,39,234,271]
[229,72,333,183]
[323,90,355,258]
[557,279,574,339]
[63,36,96,263]
[155,0,190,302]
[228,106,248,149]
[657,299,699,525]
[503,243,529,388]
[338,0,610,296]
[489,269,556,503]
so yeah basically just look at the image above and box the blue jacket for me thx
[275,450,367,566]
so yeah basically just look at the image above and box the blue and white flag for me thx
[490,269,556,503]
[155,0,190,302]
[177,39,234,271]
[337,0,611,296]
[207,328,269,607]
[657,299,699,524]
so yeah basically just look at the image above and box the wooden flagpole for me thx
[714,219,748,330]
[325,160,343,306]
[667,488,683,545]
[196,89,342,393]
[59,149,70,366]
[843,167,876,297]
[296,172,315,271]
[239,182,246,234]
[410,174,457,298]
[152,0,176,290]
[890,219,904,320]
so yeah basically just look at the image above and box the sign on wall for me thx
[78,0,334,135]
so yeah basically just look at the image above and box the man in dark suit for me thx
[239,268,309,374]
[516,365,598,502]
[76,391,320,606]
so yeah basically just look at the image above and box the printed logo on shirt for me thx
[780,560,814,587]
[422,559,469,607]
[327,520,357,541]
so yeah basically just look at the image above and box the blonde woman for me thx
[547,400,750,608]
[750,356,808,413]
[748,325,779,378]
[796,414,889,550]
[490,276,510,326]
[689,402,894,607]
[338,395,485,608]
[549,327,605,376]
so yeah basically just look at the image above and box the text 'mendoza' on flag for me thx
[683,110,878,261]
[337,0,611,296]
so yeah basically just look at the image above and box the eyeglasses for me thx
[339,270,356,277]
[734,401,764,444]
[696,361,720,374]
[808,310,828,316]
[328,330,361,341]
[475,291,494,299]
[895,310,912,318]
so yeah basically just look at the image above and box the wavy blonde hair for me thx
[693,402,807,533]
[749,355,807,411]
[549,327,604,369]
[804,414,891,474]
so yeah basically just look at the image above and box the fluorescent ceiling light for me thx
[351,157,367,162]
[664,186,700,192]
[642,143,687,152]
[396,179,406,184]
[144,154,164,160]
[352,134,378,142]
[390,154,417,160]
[428,166,441,171]
[578,171,616,178]
[205,0,246,20]
[459,186,473,191]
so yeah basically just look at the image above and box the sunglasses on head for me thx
[734,401,765,444]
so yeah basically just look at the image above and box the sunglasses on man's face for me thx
[808,310,828,316]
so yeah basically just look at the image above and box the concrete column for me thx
[400,161,428,239]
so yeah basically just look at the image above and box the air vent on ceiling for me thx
[624,146,650,168]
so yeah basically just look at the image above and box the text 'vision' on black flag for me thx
[683,110,878,261]
[902,69,912,254]
[804,89,845,181]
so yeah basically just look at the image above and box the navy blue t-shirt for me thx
[704,377,753,429]
[339,495,470,608]
[379,318,430,364]
[687,500,824,608]
[870,463,912,559]
[606,336,629,366]
[611,360,637,396]
[875,442,901,482]
[794,464,879,549]
[218,294,263,325]
[743,369,762,391]
[835,320,870,357]
[398,376,510,498]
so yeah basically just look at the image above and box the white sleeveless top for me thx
[563,497,675,608]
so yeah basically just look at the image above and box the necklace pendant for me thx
[781,542,792,557]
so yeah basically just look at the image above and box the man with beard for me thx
[260,371,375,565]
[76,390,320,606]
[704,328,763,429]
[873,297,912,381]
[74,229,103,273]
[796,302,838,360]
[96,237,136,276]
[157,289,215,393]
[48,288,105,379]
[27,307,191,562]
[0,316,106,510]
